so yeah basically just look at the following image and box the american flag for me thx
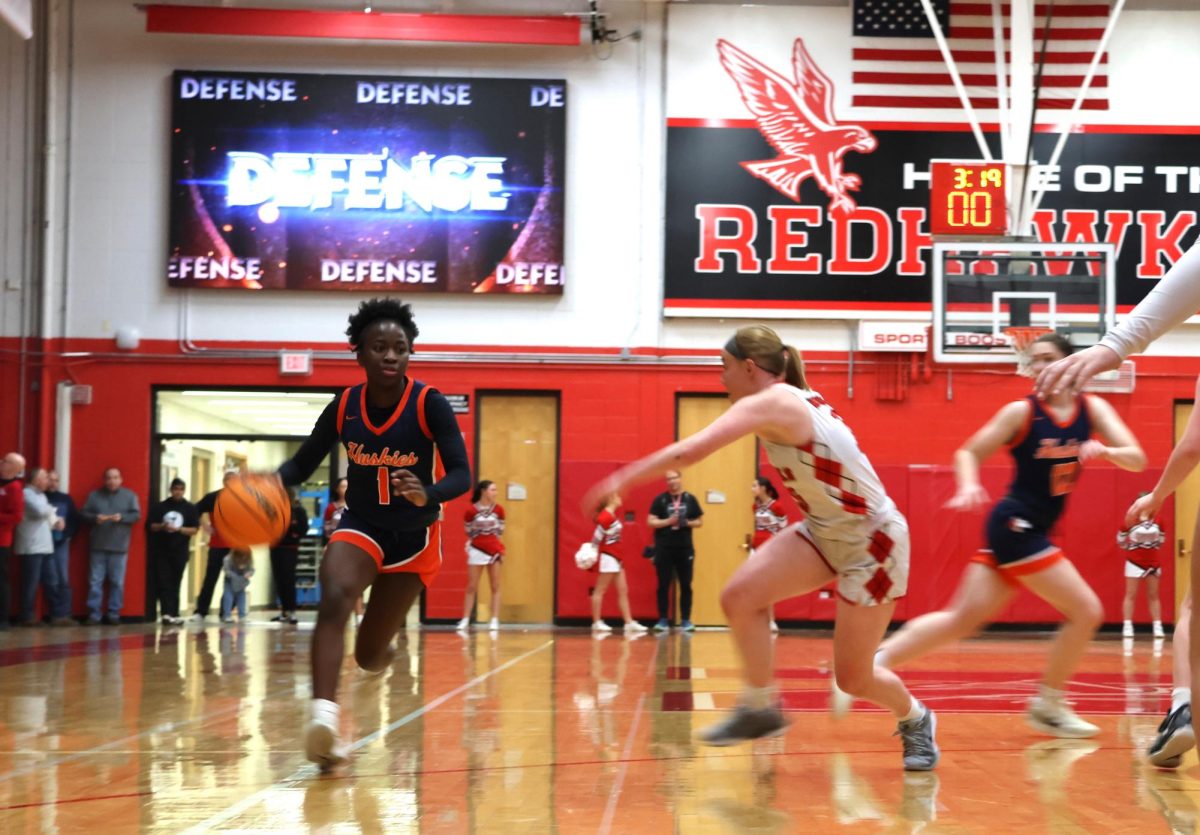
[851,0,1112,111]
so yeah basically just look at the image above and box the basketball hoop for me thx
[1004,326,1053,377]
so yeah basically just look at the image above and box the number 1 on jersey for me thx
[377,466,391,505]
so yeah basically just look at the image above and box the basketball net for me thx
[1004,326,1053,378]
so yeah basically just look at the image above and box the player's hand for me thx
[390,469,428,506]
[1035,344,1122,399]
[945,484,989,512]
[1125,493,1162,528]
[1077,440,1109,463]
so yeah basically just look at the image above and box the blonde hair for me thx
[724,325,809,390]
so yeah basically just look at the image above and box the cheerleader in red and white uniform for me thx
[749,476,789,633]
[591,494,648,635]
[458,480,506,632]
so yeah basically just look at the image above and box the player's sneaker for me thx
[624,621,648,634]
[1027,697,1099,738]
[653,619,670,632]
[895,708,940,771]
[488,618,500,631]
[455,618,470,632]
[592,620,613,633]
[305,700,349,771]
[1154,621,1167,639]
[769,620,779,633]
[1122,621,1134,638]
[680,620,696,632]
[696,704,787,746]
[1149,703,1195,769]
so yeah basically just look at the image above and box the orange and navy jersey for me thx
[752,499,788,548]
[278,378,471,533]
[1004,394,1092,529]
[465,503,506,556]
[592,509,623,559]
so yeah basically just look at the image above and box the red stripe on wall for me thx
[144,4,583,46]
[666,118,1200,135]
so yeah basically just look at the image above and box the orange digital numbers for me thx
[930,161,1008,236]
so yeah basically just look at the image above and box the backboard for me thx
[931,241,1115,364]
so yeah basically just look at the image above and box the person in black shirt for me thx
[647,470,704,631]
[269,488,308,625]
[190,469,237,622]
[278,298,470,771]
[147,477,200,625]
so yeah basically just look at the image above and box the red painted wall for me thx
[1,336,1195,625]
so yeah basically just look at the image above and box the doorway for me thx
[677,395,757,626]
[475,393,559,623]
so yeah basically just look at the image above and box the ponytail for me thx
[781,344,809,390]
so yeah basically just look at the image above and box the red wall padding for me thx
[0,336,1192,625]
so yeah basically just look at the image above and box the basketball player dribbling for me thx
[870,334,1145,738]
[278,299,470,770]
[582,325,939,771]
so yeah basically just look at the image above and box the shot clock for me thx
[929,160,1009,237]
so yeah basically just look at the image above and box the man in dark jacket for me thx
[45,470,80,625]
[647,470,704,632]
[0,452,27,630]
[147,478,200,625]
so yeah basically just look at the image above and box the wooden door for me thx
[477,394,558,623]
[1175,402,1197,611]
[677,396,757,626]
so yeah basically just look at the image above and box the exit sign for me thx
[279,350,312,376]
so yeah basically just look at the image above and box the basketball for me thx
[213,473,291,548]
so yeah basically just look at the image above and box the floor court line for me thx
[600,692,647,835]
[182,637,555,834]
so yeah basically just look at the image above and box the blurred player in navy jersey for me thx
[278,299,470,770]
[873,334,1145,739]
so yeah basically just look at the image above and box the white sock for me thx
[741,684,777,710]
[311,698,339,726]
[1038,684,1064,704]
[1173,687,1190,712]
[900,699,924,723]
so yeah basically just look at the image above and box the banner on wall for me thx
[168,71,566,294]
[664,4,1200,317]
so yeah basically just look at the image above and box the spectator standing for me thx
[0,452,27,630]
[323,478,348,541]
[147,478,200,625]
[82,468,142,625]
[15,467,56,626]
[44,470,80,625]
[270,488,308,625]
[190,469,237,622]
[221,550,254,623]
[647,470,704,632]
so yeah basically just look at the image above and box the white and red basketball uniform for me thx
[751,499,788,549]
[465,503,505,566]
[760,384,909,606]
[592,509,624,574]
[1118,520,1165,578]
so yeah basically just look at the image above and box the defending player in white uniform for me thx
[583,324,938,771]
